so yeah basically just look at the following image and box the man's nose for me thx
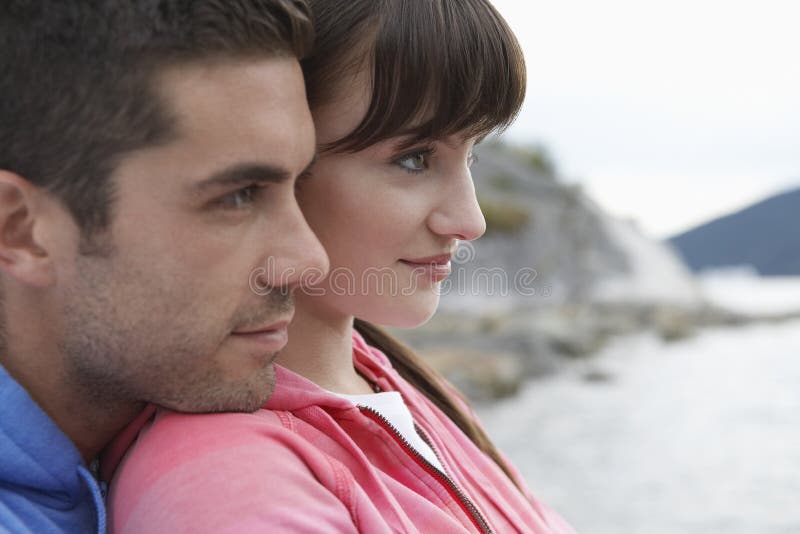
[259,203,330,291]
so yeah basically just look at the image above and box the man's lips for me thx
[230,319,292,352]
[232,319,291,336]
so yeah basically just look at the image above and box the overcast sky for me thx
[489,0,800,237]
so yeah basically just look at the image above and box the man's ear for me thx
[0,170,58,287]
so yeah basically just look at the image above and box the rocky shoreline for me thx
[392,303,800,402]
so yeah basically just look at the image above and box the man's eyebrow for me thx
[191,163,291,193]
[191,155,317,193]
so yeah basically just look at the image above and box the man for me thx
[0,1,328,531]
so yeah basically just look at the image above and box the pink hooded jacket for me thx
[103,331,575,533]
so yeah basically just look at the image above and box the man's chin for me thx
[162,365,276,414]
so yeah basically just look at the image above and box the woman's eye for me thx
[396,153,427,173]
[394,148,434,174]
[218,185,260,209]
[295,169,314,191]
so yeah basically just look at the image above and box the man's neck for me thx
[49,393,144,464]
[1,341,143,464]
[277,300,374,395]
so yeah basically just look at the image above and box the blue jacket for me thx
[0,363,105,533]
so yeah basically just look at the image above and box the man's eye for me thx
[218,185,260,209]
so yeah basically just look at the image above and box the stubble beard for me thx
[60,253,293,415]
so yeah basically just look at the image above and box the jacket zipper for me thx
[358,406,494,534]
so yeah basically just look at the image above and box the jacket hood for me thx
[0,364,87,504]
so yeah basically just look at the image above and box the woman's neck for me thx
[277,299,374,395]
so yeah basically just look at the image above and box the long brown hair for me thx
[355,320,523,488]
[304,0,526,488]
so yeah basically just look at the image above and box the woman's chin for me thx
[356,294,440,329]
[377,311,435,329]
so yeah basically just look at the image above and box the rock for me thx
[422,347,524,402]
[581,369,615,383]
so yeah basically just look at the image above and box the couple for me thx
[0,0,574,532]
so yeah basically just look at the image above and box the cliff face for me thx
[440,141,702,312]
[591,217,702,307]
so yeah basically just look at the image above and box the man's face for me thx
[55,57,327,412]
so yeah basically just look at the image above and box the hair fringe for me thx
[304,0,526,153]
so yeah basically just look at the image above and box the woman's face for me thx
[296,70,486,327]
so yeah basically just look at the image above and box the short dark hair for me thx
[303,0,526,152]
[0,0,313,240]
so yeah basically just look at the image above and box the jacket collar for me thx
[263,329,394,412]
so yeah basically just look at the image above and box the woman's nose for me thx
[426,167,487,241]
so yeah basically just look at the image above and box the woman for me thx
[105,1,575,532]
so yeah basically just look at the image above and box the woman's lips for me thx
[401,253,453,265]
[400,254,453,283]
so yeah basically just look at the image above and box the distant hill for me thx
[669,187,800,276]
